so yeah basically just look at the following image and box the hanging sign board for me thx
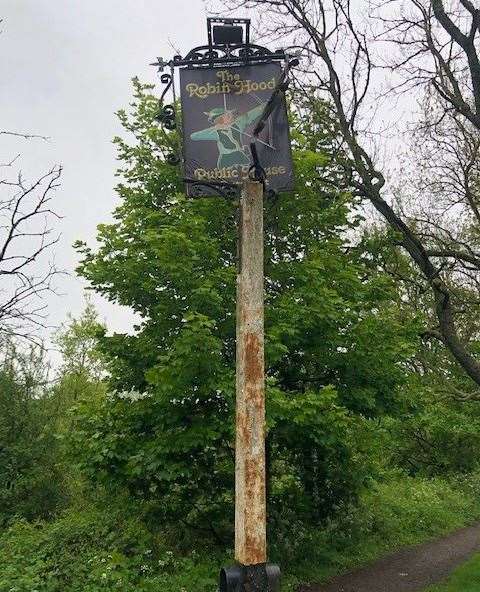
[180,62,294,196]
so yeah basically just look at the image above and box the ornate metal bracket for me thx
[157,73,176,130]
[155,70,180,165]
[152,44,286,72]
[183,178,240,199]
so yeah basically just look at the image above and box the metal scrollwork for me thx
[159,104,176,131]
[154,71,181,166]
[156,73,177,131]
[159,73,172,102]
[181,43,282,67]
[151,44,286,72]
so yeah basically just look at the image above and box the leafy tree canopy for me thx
[71,79,421,536]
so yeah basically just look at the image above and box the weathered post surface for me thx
[235,179,267,578]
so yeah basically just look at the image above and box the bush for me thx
[0,350,67,527]
[71,80,421,538]
[390,400,480,477]
[0,503,221,592]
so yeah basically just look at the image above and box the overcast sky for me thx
[1,1,414,361]
[1,0,236,350]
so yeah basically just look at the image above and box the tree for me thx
[0,341,66,525]
[0,165,62,342]
[70,80,420,538]
[221,0,480,390]
[52,300,107,424]
[54,300,106,384]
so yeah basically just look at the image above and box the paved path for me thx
[300,523,480,592]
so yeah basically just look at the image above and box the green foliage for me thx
[388,396,480,476]
[1,473,479,592]
[266,384,368,524]
[0,305,108,527]
[52,301,107,424]
[357,226,480,478]
[0,502,220,592]
[54,299,106,383]
[69,79,421,535]
[0,344,66,526]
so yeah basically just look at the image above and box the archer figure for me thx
[190,104,266,168]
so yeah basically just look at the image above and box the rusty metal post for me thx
[235,179,267,589]
[219,182,281,592]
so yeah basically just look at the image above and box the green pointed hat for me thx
[204,107,234,122]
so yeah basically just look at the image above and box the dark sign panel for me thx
[180,62,294,195]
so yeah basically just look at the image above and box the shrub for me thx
[0,502,220,592]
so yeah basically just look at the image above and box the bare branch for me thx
[220,0,480,386]
[0,166,63,340]
[0,131,49,141]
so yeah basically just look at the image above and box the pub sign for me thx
[180,62,294,195]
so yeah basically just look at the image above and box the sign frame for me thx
[179,62,294,196]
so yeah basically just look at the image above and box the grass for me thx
[278,473,480,590]
[425,553,480,591]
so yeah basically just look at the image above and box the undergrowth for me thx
[1,472,480,592]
